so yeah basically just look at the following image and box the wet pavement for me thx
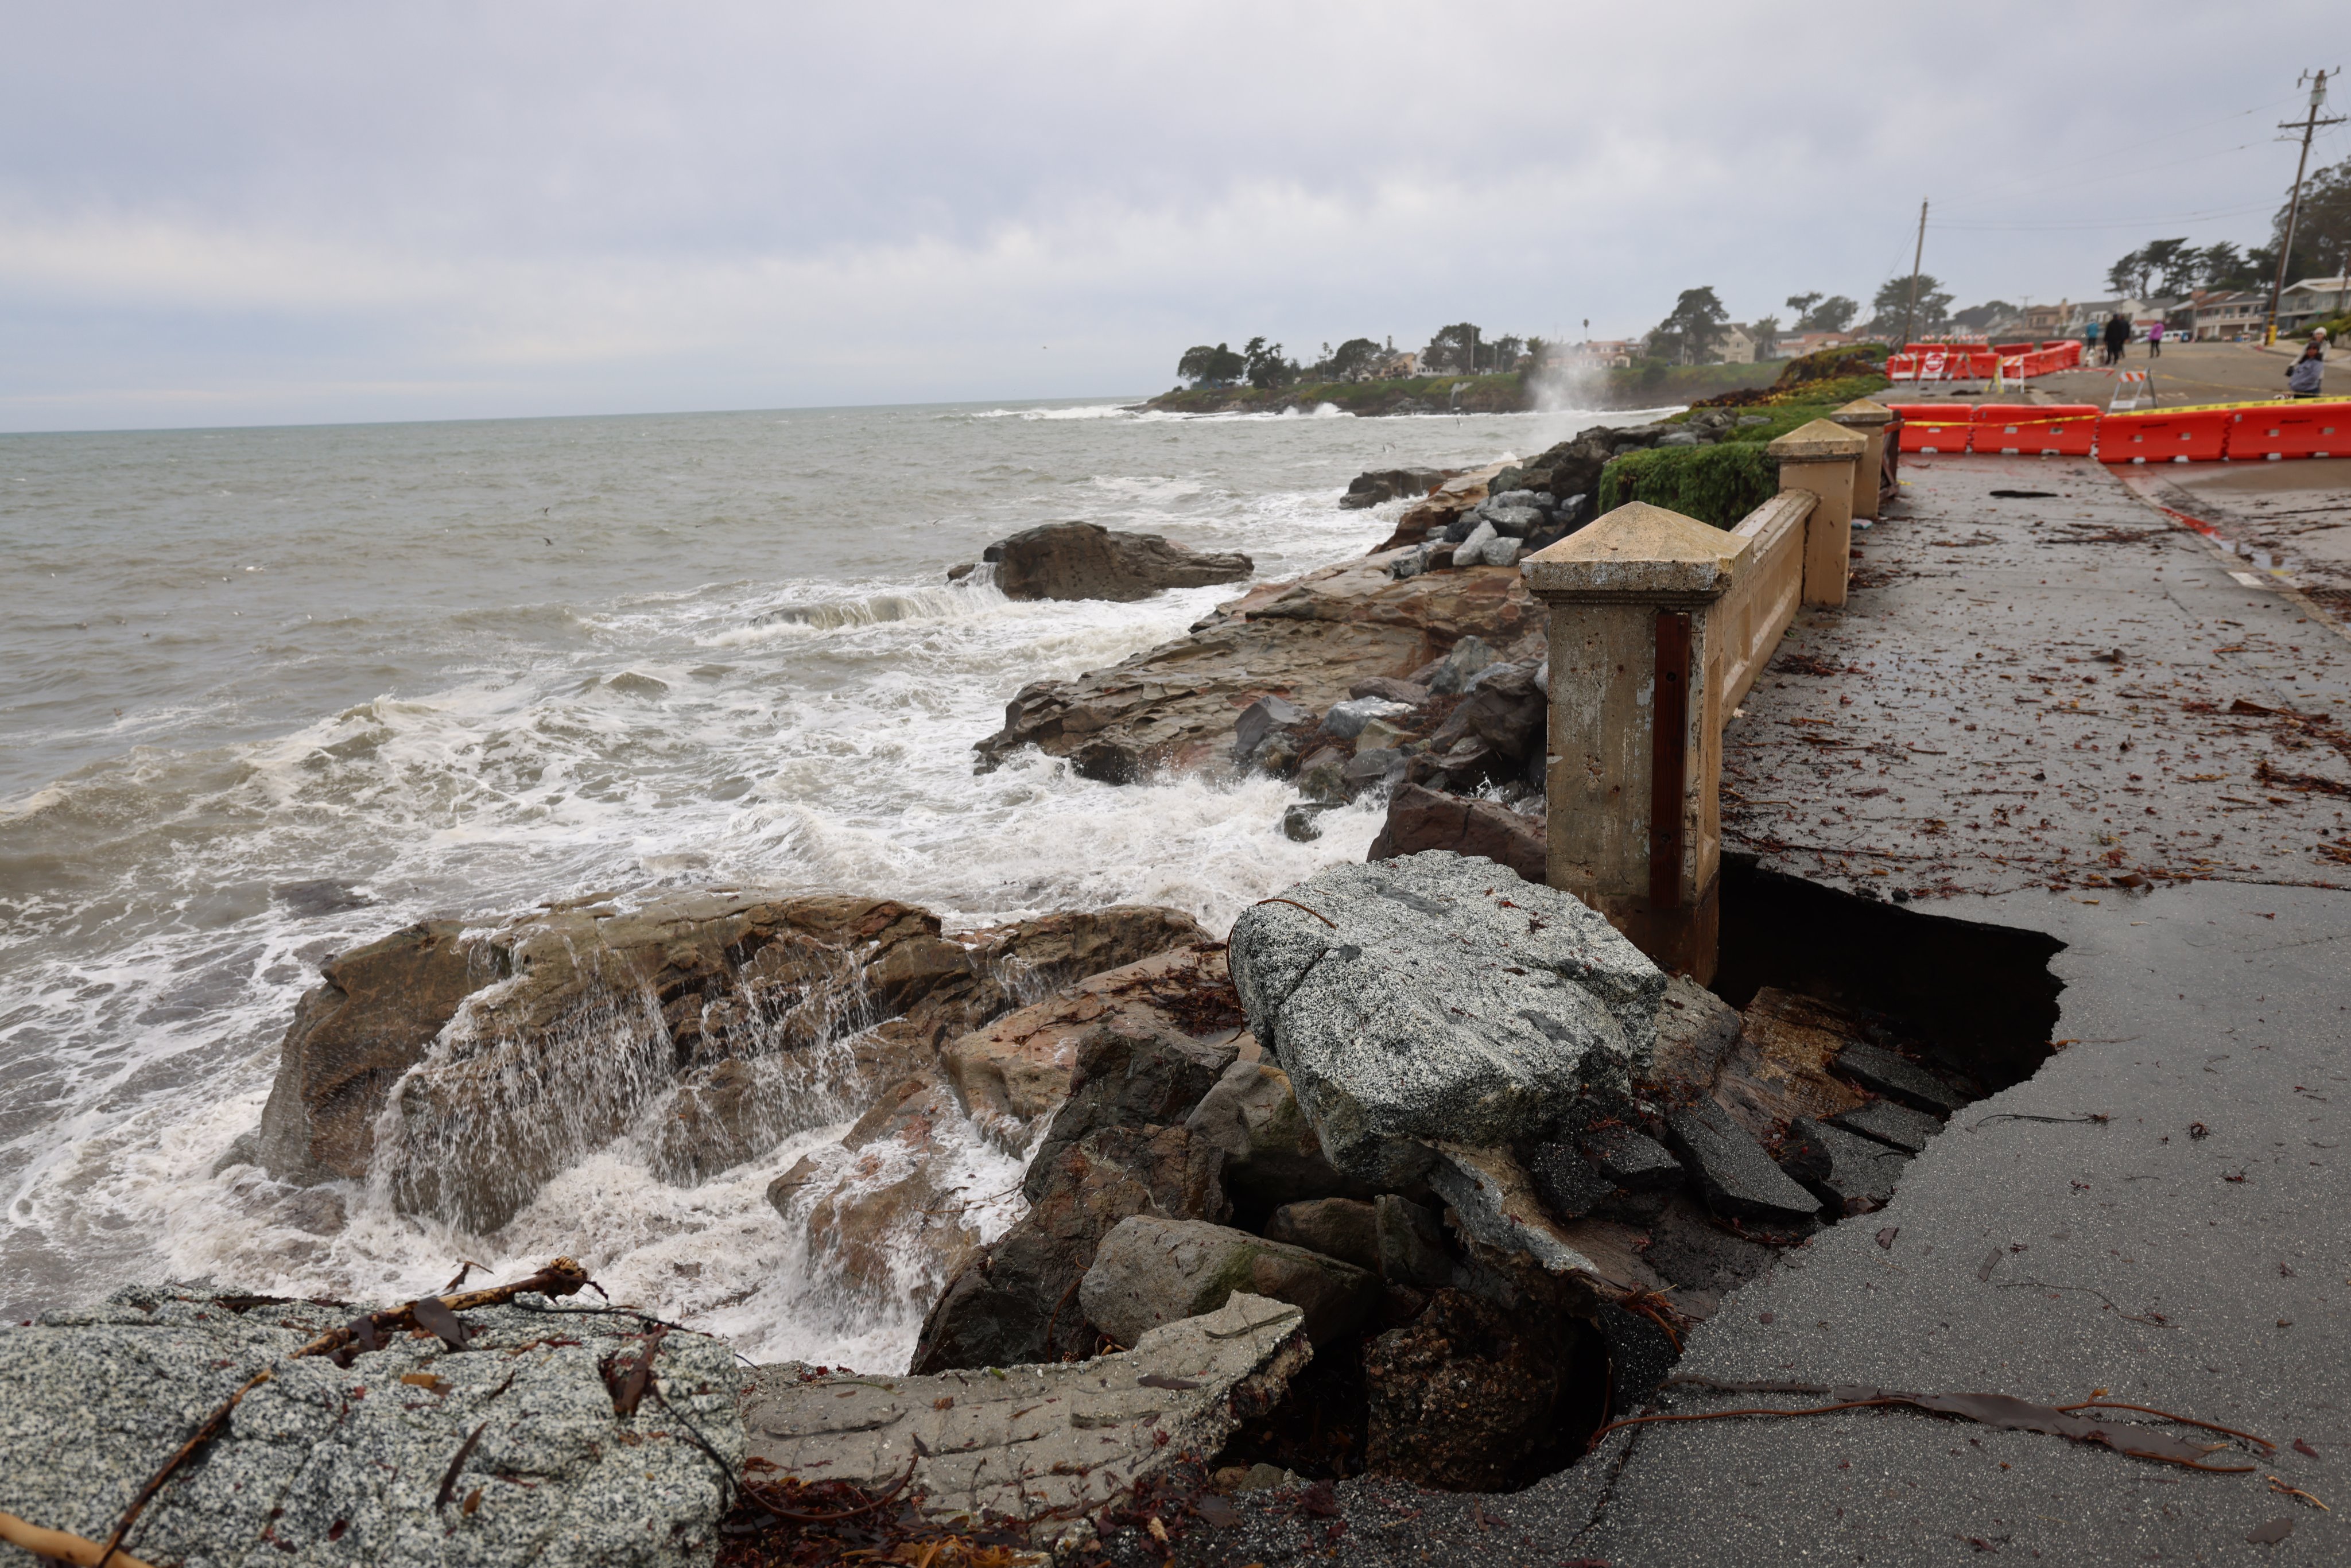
[1154,456,2351,1565]
[1724,455,2351,903]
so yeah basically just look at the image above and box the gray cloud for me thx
[2,0,2343,428]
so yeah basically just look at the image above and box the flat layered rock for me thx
[0,1288,740,1568]
[745,1294,1309,1546]
[1831,1099,1946,1154]
[973,556,1538,781]
[1666,1101,1822,1227]
[1227,852,1662,1186]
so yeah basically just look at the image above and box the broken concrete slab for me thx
[1426,1144,1607,1279]
[743,1293,1310,1546]
[1833,1042,1970,1117]
[1781,1115,1910,1210]
[1665,1101,1824,1227]
[1078,1216,1379,1348]
[1580,1125,1684,1190]
[1832,1098,1946,1154]
[1227,852,1663,1186]
[1639,1193,1780,1317]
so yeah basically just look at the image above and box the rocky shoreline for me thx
[2,421,2023,1564]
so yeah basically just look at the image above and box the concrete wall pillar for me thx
[1767,419,1868,607]
[1829,398,1895,520]
[1524,502,1745,983]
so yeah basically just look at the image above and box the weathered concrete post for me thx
[1828,398,1895,521]
[1767,418,1868,607]
[1524,503,1747,982]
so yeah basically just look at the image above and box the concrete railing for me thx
[1523,414,1869,981]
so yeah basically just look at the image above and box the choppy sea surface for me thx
[0,395,1627,1367]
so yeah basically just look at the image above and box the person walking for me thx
[2147,319,2164,358]
[2104,312,2130,366]
[2288,331,2328,398]
[2082,320,2100,365]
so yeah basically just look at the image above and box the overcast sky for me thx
[4,2,2348,432]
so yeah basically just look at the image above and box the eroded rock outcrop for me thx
[973,554,1538,782]
[984,521,1252,602]
[252,892,1205,1233]
[1367,782,1546,883]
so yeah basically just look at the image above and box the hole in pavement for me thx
[1202,857,2069,1494]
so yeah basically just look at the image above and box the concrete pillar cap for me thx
[1829,398,1895,427]
[1523,500,1745,600]
[1766,418,1869,460]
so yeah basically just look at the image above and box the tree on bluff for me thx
[1650,287,1728,364]
[1242,336,1298,390]
[1177,343,1247,387]
[1421,323,1481,374]
[1786,292,1859,332]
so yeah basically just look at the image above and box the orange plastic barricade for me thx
[1892,403,1973,453]
[2225,402,2351,460]
[1972,403,2098,455]
[2097,409,2229,464]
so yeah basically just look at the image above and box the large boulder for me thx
[906,1123,1225,1373]
[1367,782,1545,884]
[938,942,1239,1153]
[1021,1025,1240,1201]
[1079,1215,1379,1348]
[1182,1059,1356,1208]
[985,521,1252,601]
[1340,467,1450,509]
[258,891,1204,1233]
[746,1293,1310,1554]
[251,919,480,1186]
[1226,852,1663,1187]
[0,1286,740,1568]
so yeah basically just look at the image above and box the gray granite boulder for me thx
[1227,852,1663,1186]
[0,1286,739,1568]
[1080,1216,1378,1348]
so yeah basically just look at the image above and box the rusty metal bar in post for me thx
[1648,610,1691,910]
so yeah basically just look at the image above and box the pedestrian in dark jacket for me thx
[2104,313,2130,366]
[2288,333,2328,398]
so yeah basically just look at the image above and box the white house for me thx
[2278,277,2351,333]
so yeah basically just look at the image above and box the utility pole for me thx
[1899,199,1929,347]
[2265,68,2345,346]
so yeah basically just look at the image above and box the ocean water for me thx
[0,396,1625,1367]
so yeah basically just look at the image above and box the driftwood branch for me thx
[0,1511,159,1568]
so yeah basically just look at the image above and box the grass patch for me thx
[1597,443,1780,528]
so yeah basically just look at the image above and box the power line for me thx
[1934,94,2302,211]
[1934,200,2278,234]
